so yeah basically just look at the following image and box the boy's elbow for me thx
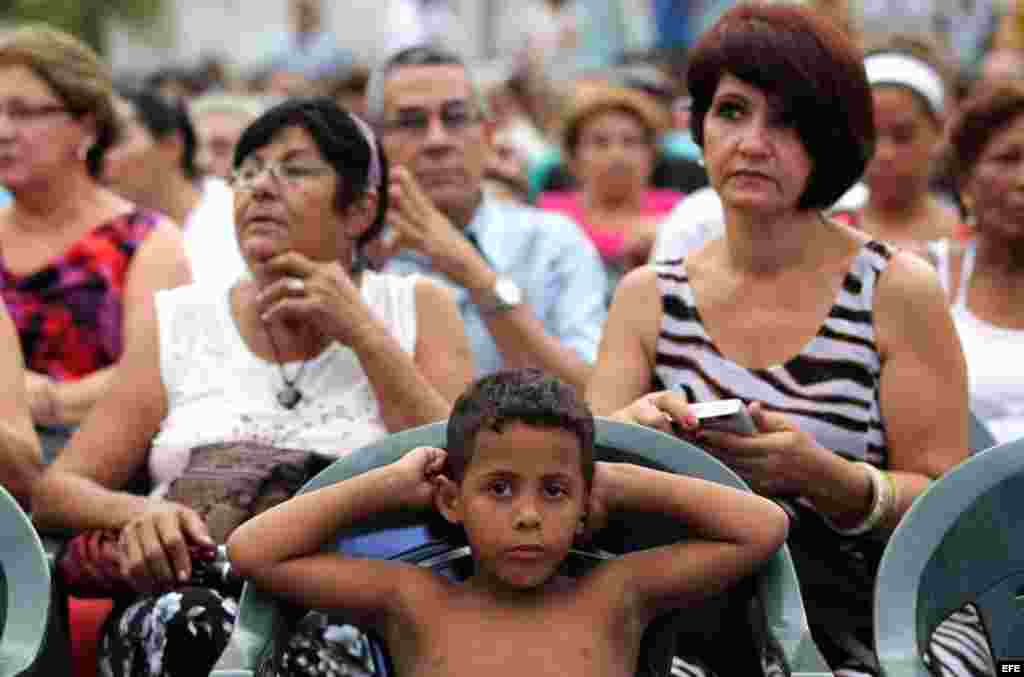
[225,529,265,582]
[756,499,790,558]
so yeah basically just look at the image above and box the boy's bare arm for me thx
[227,447,447,628]
[589,463,789,623]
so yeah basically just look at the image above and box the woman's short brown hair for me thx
[687,2,874,210]
[561,83,671,159]
[947,81,1024,191]
[0,25,117,178]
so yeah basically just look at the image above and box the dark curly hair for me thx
[445,369,595,489]
[118,89,198,180]
[947,81,1024,192]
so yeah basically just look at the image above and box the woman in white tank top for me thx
[33,98,474,677]
[935,82,1024,447]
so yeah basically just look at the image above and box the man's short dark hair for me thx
[120,89,198,180]
[365,45,489,123]
[687,2,875,210]
[446,369,595,488]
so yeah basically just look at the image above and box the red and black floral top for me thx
[1,209,161,381]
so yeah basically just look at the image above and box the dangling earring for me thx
[960,193,976,232]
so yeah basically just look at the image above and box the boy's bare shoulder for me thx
[389,561,460,611]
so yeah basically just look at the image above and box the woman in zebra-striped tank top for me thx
[587,5,970,676]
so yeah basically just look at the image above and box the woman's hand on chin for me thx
[255,251,379,346]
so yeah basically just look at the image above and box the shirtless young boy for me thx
[228,368,789,677]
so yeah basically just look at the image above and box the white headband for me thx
[864,53,945,118]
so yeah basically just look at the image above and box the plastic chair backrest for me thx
[875,437,1024,677]
[213,419,831,676]
[0,485,51,677]
[968,410,997,455]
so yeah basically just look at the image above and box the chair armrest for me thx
[788,633,834,677]
[876,655,932,677]
[759,546,833,677]
[209,584,279,674]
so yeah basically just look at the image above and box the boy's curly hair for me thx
[445,369,595,488]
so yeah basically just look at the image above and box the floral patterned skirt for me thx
[97,587,377,677]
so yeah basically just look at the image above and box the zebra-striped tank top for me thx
[654,239,892,469]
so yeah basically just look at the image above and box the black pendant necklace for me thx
[264,324,309,410]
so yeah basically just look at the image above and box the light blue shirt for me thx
[382,197,608,377]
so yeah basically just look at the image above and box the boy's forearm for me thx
[228,464,408,575]
[606,463,787,546]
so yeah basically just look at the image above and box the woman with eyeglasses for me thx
[0,26,191,440]
[33,97,474,677]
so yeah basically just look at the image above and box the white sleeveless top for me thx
[935,239,1024,444]
[148,270,420,496]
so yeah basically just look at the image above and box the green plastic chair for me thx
[0,485,51,677]
[874,436,1024,677]
[968,410,997,455]
[212,418,832,677]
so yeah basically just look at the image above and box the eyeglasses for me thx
[379,103,481,137]
[0,101,71,125]
[230,161,335,190]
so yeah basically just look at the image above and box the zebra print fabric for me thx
[653,240,895,675]
[926,602,997,677]
[653,239,892,468]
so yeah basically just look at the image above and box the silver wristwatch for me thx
[476,277,523,315]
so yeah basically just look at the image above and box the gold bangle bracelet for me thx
[821,461,894,536]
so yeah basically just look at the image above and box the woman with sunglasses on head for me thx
[588,4,968,674]
[0,26,191,439]
[33,97,473,677]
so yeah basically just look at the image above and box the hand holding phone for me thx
[689,399,759,436]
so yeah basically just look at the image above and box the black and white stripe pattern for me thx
[654,240,892,467]
[925,603,997,677]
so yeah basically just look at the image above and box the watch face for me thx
[495,278,523,307]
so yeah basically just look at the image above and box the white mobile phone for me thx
[689,399,759,436]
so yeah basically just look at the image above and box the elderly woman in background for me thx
[538,83,683,279]
[0,302,42,507]
[933,82,1024,445]
[33,98,473,677]
[104,89,246,288]
[587,4,968,675]
[0,26,191,437]
[189,93,270,180]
